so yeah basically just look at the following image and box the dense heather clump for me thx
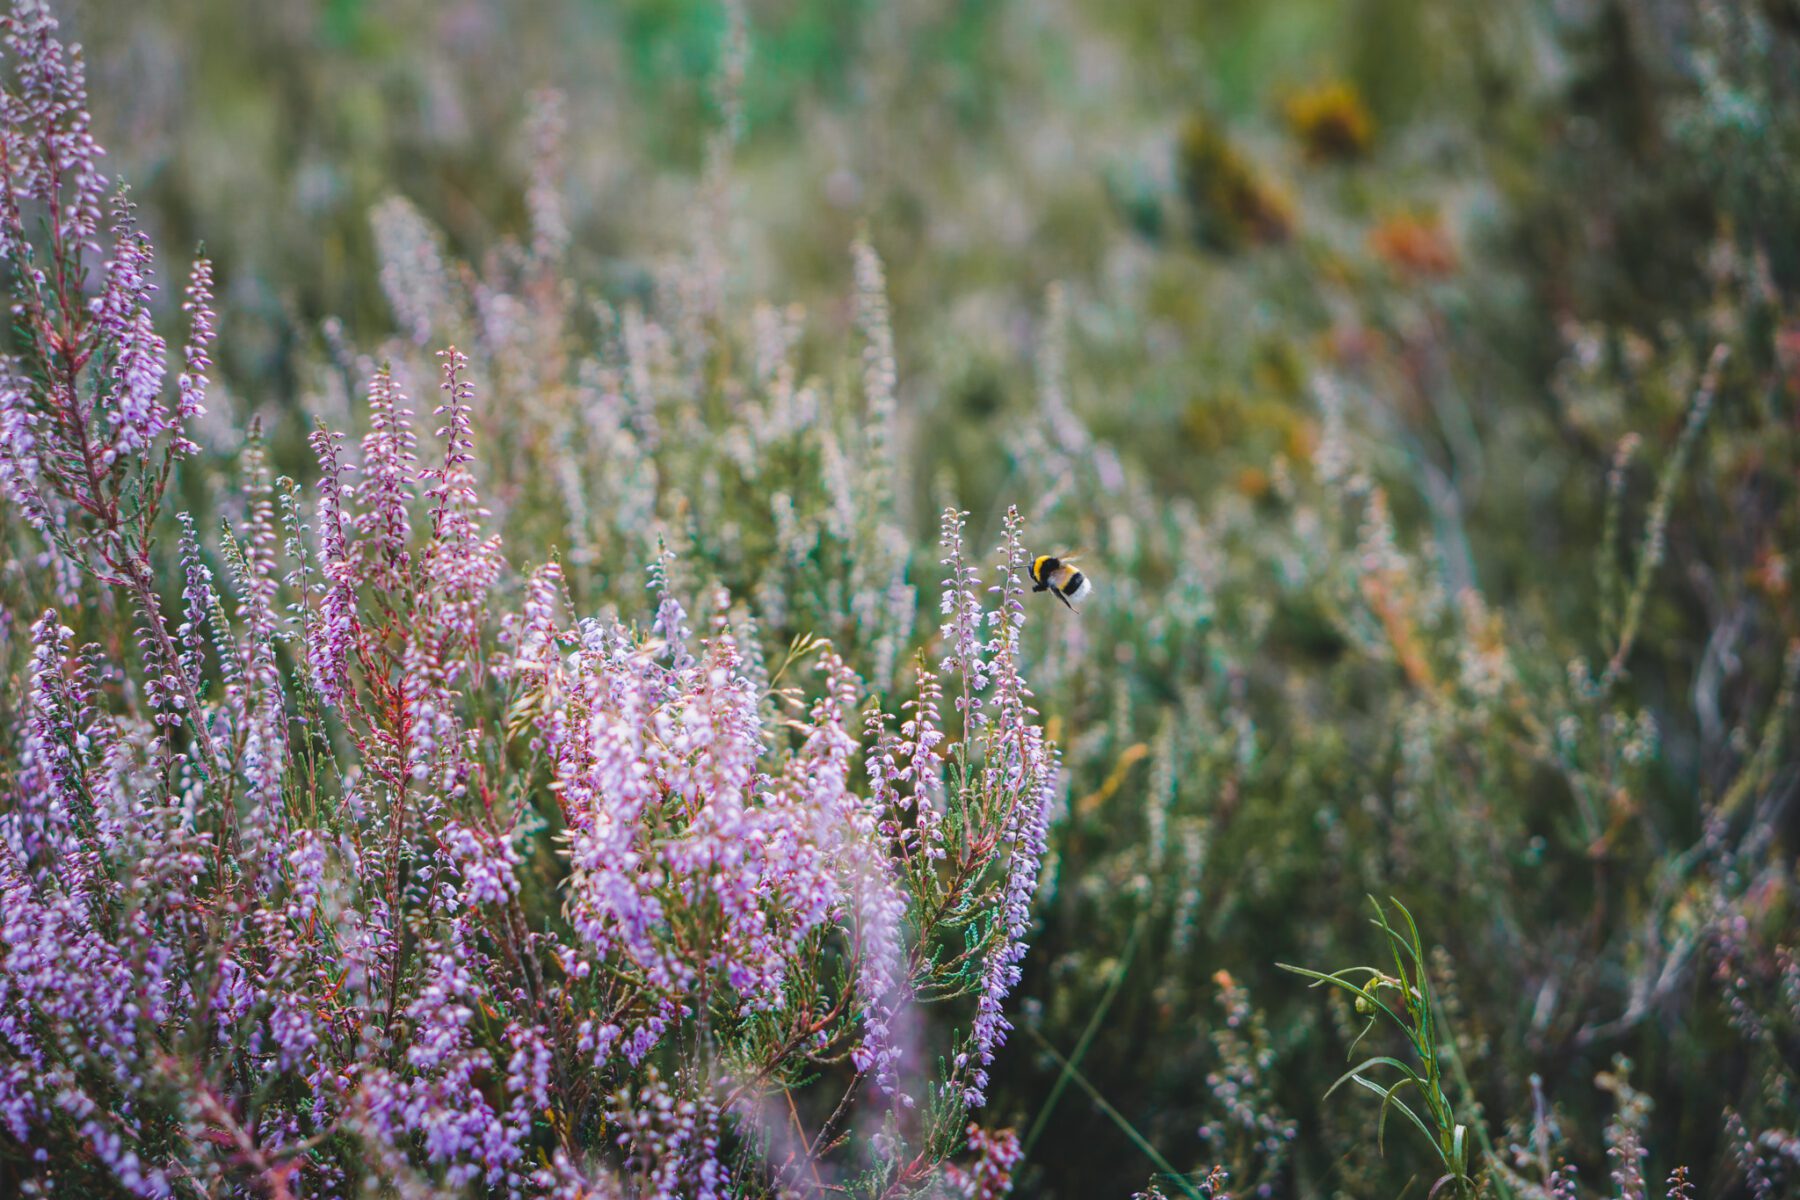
[0,6,1058,1194]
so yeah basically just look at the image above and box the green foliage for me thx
[1281,900,1478,1196]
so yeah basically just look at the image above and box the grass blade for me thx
[1025,1026,1208,1200]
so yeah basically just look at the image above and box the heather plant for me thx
[0,5,1068,1194]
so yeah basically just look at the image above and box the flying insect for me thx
[1029,554,1092,612]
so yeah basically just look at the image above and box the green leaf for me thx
[1349,1074,1433,1161]
[1324,1056,1422,1100]
[1024,1027,1207,1200]
[1276,963,1409,1031]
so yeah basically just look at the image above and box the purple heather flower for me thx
[0,362,50,531]
[607,1070,731,1200]
[175,514,216,684]
[962,507,1057,1108]
[173,256,214,452]
[360,924,533,1190]
[90,193,169,462]
[307,423,357,707]
[647,544,694,673]
[854,704,914,1099]
[426,347,486,547]
[442,820,521,908]
[354,365,419,591]
[502,560,566,687]
[943,1123,1025,1199]
[940,507,990,720]
[0,0,107,250]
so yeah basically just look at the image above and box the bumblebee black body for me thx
[1030,554,1093,611]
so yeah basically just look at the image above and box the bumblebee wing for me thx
[1046,552,1084,587]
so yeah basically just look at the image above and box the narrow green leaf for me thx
[1324,1056,1423,1100]
[1025,1027,1207,1200]
[1276,964,1410,1030]
[1349,1074,1433,1161]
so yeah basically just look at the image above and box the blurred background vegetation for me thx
[55,0,1800,1194]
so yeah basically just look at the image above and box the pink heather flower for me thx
[269,992,322,1073]
[496,564,576,777]
[401,615,452,784]
[866,703,902,816]
[91,194,168,461]
[896,657,949,857]
[795,652,912,1100]
[22,610,84,816]
[846,848,910,1100]
[663,635,794,1007]
[0,815,163,1191]
[307,424,356,706]
[354,365,418,591]
[985,505,1042,785]
[0,361,51,531]
[520,560,566,652]
[174,513,215,685]
[173,257,214,453]
[557,622,680,1004]
[441,820,521,908]
[363,922,531,1190]
[283,827,328,923]
[548,554,932,1079]
[648,543,693,672]
[899,657,947,791]
[943,1124,1024,1199]
[872,706,938,869]
[370,195,454,346]
[222,438,289,837]
[961,507,1058,1108]
[75,1114,171,1198]
[625,626,773,1002]
[426,347,485,550]
[233,435,283,649]
[964,754,1056,1108]
[0,0,107,250]
[940,507,989,721]
[607,1070,731,1200]
[412,348,503,753]
[505,1021,554,1146]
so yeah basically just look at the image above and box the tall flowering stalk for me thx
[0,1,222,795]
[958,506,1058,1108]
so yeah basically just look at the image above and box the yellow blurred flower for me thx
[1283,80,1374,162]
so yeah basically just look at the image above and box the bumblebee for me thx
[1030,554,1092,612]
